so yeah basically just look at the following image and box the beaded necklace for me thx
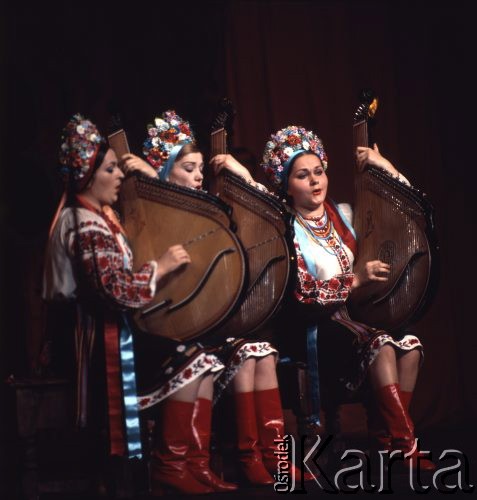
[296,210,343,256]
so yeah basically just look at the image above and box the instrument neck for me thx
[353,119,369,149]
[210,128,227,156]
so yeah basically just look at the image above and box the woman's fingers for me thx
[365,260,391,281]
[210,154,226,174]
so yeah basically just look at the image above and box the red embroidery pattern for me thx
[72,225,155,309]
[138,353,224,410]
[213,342,277,402]
[294,241,354,306]
[347,334,423,391]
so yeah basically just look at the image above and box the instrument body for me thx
[207,102,291,338]
[108,126,246,341]
[349,94,438,332]
[121,174,246,340]
[208,170,291,338]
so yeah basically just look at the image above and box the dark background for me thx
[1,0,476,496]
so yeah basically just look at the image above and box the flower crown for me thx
[59,113,104,187]
[142,110,195,176]
[261,125,328,189]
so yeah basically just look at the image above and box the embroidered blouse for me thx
[294,203,355,307]
[42,207,157,309]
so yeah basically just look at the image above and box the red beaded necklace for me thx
[299,211,333,239]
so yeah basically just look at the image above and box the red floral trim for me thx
[294,244,354,306]
[346,334,423,391]
[138,353,224,410]
[214,342,277,401]
[71,225,156,309]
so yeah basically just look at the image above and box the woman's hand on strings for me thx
[355,144,400,177]
[155,245,191,282]
[210,154,255,184]
[121,153,158,178]
[352,259,390,290]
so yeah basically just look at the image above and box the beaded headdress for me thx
[59,113,105,190]
[261,125,328,191]
[142,110,195,181]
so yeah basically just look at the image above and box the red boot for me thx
[149,399,214,495]
[364,395,392,451]
[375,384,436,472]
[399,389,435,470]
[254,388,314,482]
[399,390,413,412]
[235,391,274,485]
[187,398,238,492]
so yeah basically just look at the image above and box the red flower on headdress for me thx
[287,134,300,145]
[164,129,177,142]
[179,123,190,135]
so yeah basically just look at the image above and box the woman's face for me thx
[168,152,204,190]
[86,148,124,207]
[287,153,328,214]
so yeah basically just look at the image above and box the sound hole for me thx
[378,240,395,266]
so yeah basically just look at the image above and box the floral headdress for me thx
[261,125,328,191]
[142,110,195,181]
[59,113,105,190]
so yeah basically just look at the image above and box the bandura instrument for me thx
[109,125,246,341]
[207,99,291,338]
[348,91,438,332]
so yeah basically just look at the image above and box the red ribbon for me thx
[104,315,126,456]
[324,199,358,258]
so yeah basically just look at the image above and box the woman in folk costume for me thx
[42,113,234,496]
[123,110,312,485]
[210,125,436,473]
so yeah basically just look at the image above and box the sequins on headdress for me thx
[58,113,105,188]
[142,110,195,177]
[261,125,328,190]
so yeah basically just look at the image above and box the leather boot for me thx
[398,388,435,470]
[187,398,237,492]
[375,384,435,472]
[399,390,413,412]
[149,399,214,495]
[254,388,314,482]
[365,395,392,451]
[235,391,274,485]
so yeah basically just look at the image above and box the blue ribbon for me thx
[159,143,188,181]
[293,219,318,276]
[119,314,142,459]
[305,325,321,426]
[282,149,306,191]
